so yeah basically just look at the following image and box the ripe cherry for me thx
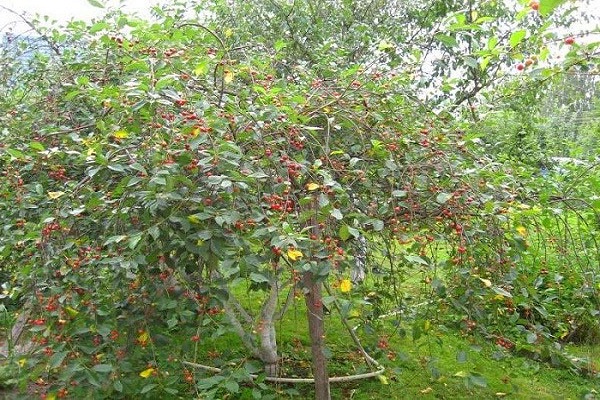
[516,63,525,71]
[529,1,539,11]
[564,36,575,45]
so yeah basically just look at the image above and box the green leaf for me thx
[93,364,113,373]
[435,34,458,48]
[194,60,209,76]
[224,380,240,393]
[87,0,105,8]
[339,225,351,241]
[371,219,384,231]
[49,351,68,369]
[108,164,125,173]
[509,30,527,48]
[377,40,395,51]
[6,148,24,159]
[339,225,360,241]
[392,190,407,198]
[330,208,343,220]
[463,56,478,69]
[492,286,512,298]
[113,380,123,392]
[480,56,491,71]
[436,192,453,204]
[539,0,567,16]
[90,21,110,33]
[250,272,269,283]
[404,254,428,266]
[140,383,158,394]
[29,141,45,151]
[128,233,143,250]
[155,76,175,90]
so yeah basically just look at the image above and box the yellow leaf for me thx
[516,226,527,236]
[306,182,320,191]
[65,306,79,317]
[188,215,201,224]
[113,130,129,139]
[340,279,352,293]
[287,248,303,261]
[224,28,233,38]
[137,331,150,344]
[46,394,57,400]
[139,367,155,378]
[18,358,26,367]
[48,191,65,199]
[190,127,201,137]
[224,70,234,84]
[479,277,492,288]
[377,374,389,385]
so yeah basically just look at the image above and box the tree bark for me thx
[303,271,330,400]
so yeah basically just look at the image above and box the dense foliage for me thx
[0,0,598,398]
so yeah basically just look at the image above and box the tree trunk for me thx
[303,271,330,400]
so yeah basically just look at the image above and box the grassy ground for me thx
[182,281,600,400]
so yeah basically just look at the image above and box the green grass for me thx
[183,280,599,400]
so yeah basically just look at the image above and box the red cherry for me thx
[516,63,525,71]
[564,36,575,45]
[529,1,539,11]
